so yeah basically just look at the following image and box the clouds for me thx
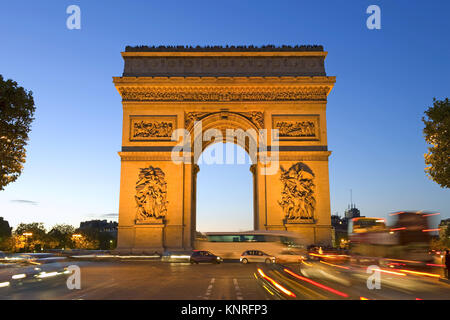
[85,213,118,220]
[100,213,118,219]
[10,200,38,205]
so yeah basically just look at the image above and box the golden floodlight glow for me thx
[71,234,83,238]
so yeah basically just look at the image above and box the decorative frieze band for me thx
[118,86,329,102]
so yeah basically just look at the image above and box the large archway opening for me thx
[195,142,254,234]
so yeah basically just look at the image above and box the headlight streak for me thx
[257,268,296,298]
[320,260,350,270]
[377,269,407,276]
[11,274,26,280]
[283,268,349,298]
[397,269,441,278]
[35,271,59,279]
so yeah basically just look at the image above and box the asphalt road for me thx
[1,259,450,300]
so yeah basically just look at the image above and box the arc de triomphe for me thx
[113,45,335,253]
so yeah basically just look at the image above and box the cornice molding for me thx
[113,76,336,85]
[113,76,335,102]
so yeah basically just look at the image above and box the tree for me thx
[0,217,12,251]
[48,224,75,249]
[0,75,35,190]
[422,98,450,188]
[12,222,46,252]
[0,217,12,239]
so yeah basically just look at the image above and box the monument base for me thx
[284,222,332,246]
[116,218,166,254]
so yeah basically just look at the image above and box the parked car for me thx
[190,250,222,264]
[240,250,276,264]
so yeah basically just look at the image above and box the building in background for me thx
[344,204,361,220]
[79,220,118,234]
[78,220,118,250]
[331,214,348,248]
[331,203,362,248]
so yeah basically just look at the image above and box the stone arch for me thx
[114,46,335,253]
[189,111,261,164]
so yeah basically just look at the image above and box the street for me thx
[1,258,450,300]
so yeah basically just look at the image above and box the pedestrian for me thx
[445,250,450,279]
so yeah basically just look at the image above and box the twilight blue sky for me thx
[0,0,448,231]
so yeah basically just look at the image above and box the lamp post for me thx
[23,232,32,252]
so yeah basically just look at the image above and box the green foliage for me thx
[4,222,116,252]
[0,217,12,238]
[0,217,12,250]
[48,224,76,249]
[422,98,450,188]
[14,222,46,237]
[0,74,35,190]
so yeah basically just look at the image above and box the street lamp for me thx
[23,232,33,252]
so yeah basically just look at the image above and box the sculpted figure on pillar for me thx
[135,166,168,221]
[278,162,316,221]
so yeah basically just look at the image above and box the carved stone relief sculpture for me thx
[130,116,176,140]
[184,111,264,130]
[135,166,168,222]
[278,162,316,222]
[275,120,316,137]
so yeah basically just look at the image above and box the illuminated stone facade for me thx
[114,46,335,253]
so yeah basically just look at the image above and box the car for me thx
[240,250,276,264]
[276,249,306,264]
[161,251,193,263]
[190,250,222,264]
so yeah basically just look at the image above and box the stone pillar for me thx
[191,164,200,247]
[250,164,258,230]
[182,162,193,250]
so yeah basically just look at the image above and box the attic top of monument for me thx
[120,45,329,77]
[125,45,324,52]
